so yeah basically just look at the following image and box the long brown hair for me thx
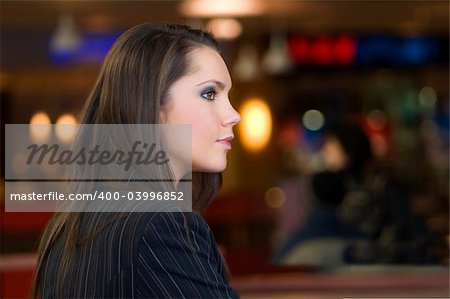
[32,23,222,297]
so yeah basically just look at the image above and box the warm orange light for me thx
[179,0,266,17]
[239,98,272,152]
[55,113,78,143]
[30,111,51,142]
[206,18,242,40]
[30,111,51,124]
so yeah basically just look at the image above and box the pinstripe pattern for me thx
[39,209,239,298]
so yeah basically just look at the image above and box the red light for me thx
[288,34,357,66]
[288,36,310,62]
[311,37,333,65]
[335,35,357,65]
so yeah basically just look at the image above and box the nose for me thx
[222,101,241,127]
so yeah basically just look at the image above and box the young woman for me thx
[32,23,241,298]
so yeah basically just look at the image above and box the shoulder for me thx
[135,211,239,298]
[93,209,213,259]
[139,209,213,254]
[144,209,210,233]
[81,209,211,247]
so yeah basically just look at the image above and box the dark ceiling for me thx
[1,1,448,35]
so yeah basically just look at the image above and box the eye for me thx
[201,87,217,101]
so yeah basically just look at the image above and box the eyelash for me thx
[200,87,217,101]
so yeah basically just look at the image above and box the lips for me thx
[216,136,234,149]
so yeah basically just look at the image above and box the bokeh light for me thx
[29,111,51,143]
[206,18,242,40]
[419,86,437,107]
[55,113,78,143]
[367,109,387,131]
[239,98,272,152]
[302,109,325,131]
[265,187,286,209]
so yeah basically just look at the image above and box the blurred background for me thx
[1,1,449,298]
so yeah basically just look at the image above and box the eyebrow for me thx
[196,80,229,90]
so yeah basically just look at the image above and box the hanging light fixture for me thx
[233,43,259,81]
[49,14,81,57]
[262,33,293,74]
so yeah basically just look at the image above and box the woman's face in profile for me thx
[162,46,240,174]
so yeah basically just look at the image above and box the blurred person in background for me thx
[273,122,440,268]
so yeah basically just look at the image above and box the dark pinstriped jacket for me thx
[39,209,239,298]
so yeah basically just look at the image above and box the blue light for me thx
[401,37,430,65]
[76,33,121,63]
[50,32,122,65]
[303,126,323,151]
[357,36,393,67]
[355,35,444,67]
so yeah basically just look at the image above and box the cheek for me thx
[166,105,200,127]
[165,101,217,145]
[191,117,214,145]
[186,109,215,139]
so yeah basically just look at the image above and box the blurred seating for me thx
[0,208,52,297]
[0,253,36,299]
[203,193,275,275]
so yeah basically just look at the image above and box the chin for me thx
[193,161,227,173]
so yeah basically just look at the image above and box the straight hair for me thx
[32,23,223,298]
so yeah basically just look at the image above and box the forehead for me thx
[186,46,232,87]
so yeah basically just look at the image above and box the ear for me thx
[159,109,168,124]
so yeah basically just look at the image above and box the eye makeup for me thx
[200,86,217,101]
